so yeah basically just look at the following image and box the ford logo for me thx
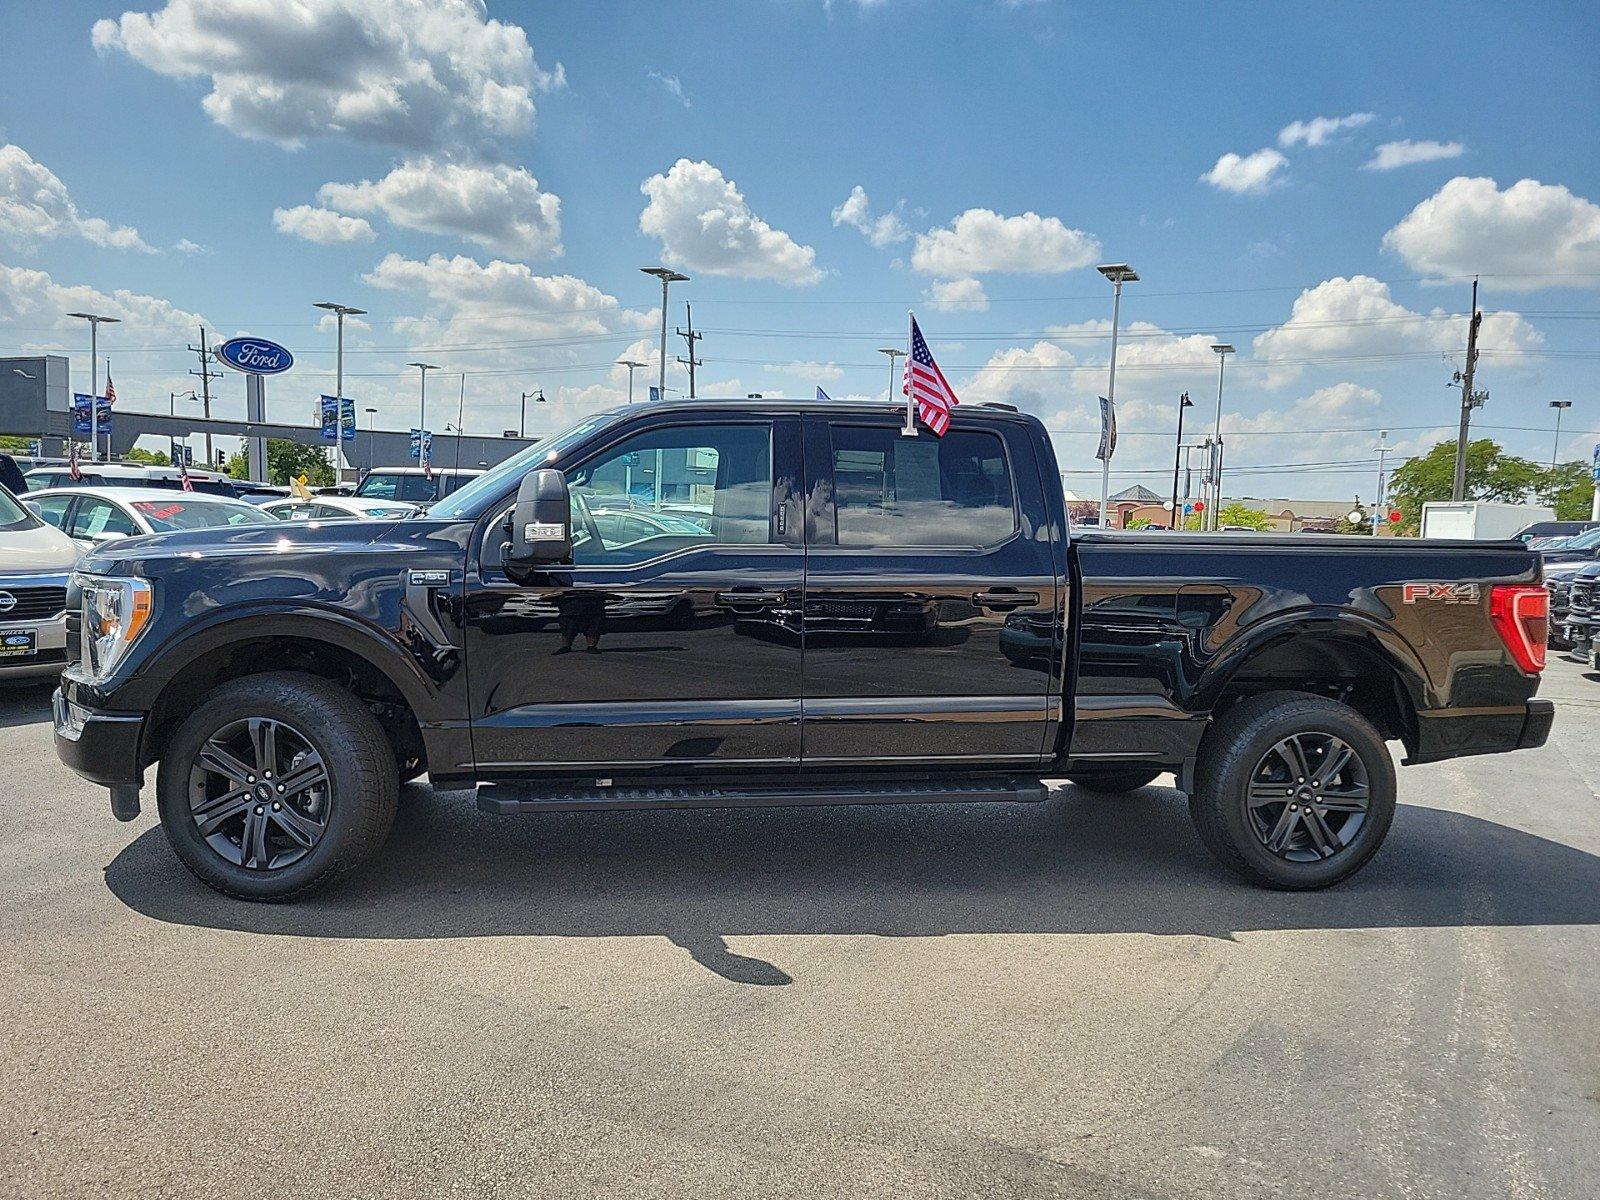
[0,592,15,614]
[217,336,294,375]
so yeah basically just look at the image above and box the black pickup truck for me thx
[52,399,1553,899]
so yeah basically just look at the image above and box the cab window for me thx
[68,498,138,539]
[827,425,1017,548]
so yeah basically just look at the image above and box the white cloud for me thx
[1251,274,1542,383]
[272,204,376,244]
[768,361,843,382]
[173,238,209,254]
[1277,112,1377,148]
[926,277,988,311]
[92,0,564,151]
[1200,148,1288,196]
[317,158,561,258]
[647,71,691,108]
[911,208,1099,277]
[639,159,823,285]
[0,261,206,345]
[831,185,910,247]
[1363,139,1465,171]
[1381,176,1600,288]
[0,143,151,251]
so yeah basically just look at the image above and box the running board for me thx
[477,777,1048,814]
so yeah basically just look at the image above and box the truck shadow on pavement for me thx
[103,784,1600,985]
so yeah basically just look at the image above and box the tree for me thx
[1214,502,1271,531]
[124,447,170,466]
[1387,439,1546,532]
[1539,460,1595,521]
[224,440,334,486]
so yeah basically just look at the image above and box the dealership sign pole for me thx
[216,336,294,482]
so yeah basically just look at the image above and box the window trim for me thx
[819,419,1022,553]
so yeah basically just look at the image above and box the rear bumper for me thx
[1407,699,1554,765]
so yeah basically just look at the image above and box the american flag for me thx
[103,373,116,407]
[179,455,193,491]
[69,440,82,481]
[902,314,959,437]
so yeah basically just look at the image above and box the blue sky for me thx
[1,0,1597,499]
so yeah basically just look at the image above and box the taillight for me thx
[1490,584,1548,674]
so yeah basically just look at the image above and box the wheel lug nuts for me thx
[276,784,285,793]
[254,806,264,814]
[272,803,281,811]
[247,775,255,783]
[264,771,272,779]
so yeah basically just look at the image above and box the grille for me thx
[0,586,68,622]
[1569,580,1595,616]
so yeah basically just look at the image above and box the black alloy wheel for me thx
[188,716,332,871]
[1244,731,1369,862]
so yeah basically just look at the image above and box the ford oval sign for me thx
[217,337,294,375]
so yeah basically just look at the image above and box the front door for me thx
[800,415,1060,767]
[463,415,804,777]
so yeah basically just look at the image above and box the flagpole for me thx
[901,310,917,438]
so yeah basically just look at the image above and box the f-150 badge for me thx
[1402,583,1480,604]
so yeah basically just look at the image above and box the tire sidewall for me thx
[1213,701,1396,889]
[157,686,371,900]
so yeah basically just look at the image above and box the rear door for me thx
[800,414,1060,767]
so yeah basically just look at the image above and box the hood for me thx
[2,521,81,574]
[1542,558,1592,580]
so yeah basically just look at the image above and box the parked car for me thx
[52,398,1552,901]
[1560,561,1600,665]
[262,496,419,522]
[25,463,240,498]
[1512,519,1600,545]
[27,486,274,548]
[353,466,484,505]
[1544,557,1591,647]
[0,484,80,680]
[1534,525,1600,566]
[232,483,293,505]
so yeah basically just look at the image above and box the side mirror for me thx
[506,468,571,568]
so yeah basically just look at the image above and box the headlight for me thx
[75,574,153,682]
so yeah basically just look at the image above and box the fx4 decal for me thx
[1402,583,1481,604]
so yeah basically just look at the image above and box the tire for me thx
[155,671,398,902]
[1066,768,1163,793]
[1191,691,1395,890]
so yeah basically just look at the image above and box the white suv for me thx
[0,486,80,681]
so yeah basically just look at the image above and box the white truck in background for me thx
[1420,501,1555,540]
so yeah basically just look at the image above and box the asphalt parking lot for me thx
[3,664,1597,1200]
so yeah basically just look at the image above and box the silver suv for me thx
[0,485,80,680]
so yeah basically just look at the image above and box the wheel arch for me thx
[1194,612,1429,755]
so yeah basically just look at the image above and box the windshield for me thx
[0,485,38,531]
[131,499,275,532]
[427,412,620,520]
[356,472,446,502]
[1561,527,1600,550]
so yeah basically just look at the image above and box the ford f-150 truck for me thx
[52,399,1553,900]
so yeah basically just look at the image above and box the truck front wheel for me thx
[1191,692,1396,889]
[155,672,399,902]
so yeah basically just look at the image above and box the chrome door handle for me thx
[972,589,1038,610]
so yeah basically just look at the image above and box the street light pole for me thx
[406,361,439,433]
[1169,391,1193,528]
[1373,430,1390,535]
[641,267,688,401]
[1207,343,1235,530]
[314,301,366,483]
[519,389,545,435]
[1549,400,1573,468]
[616,359,647,404]
[1095,264,1138,528]
[364,407,378,473]
[67,312,120,461]
[877,347,906,406]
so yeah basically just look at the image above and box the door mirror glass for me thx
[506,468,572,567]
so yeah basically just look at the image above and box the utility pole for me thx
[1451,277,1485,501]
[675,302,703,399]
[1169,391,1193,529]
[186,325,223,467]
[1373,430,1390,535]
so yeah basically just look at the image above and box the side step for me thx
[477,776,1048,814]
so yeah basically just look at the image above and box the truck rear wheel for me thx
[155,672,398,902]
[1066,768,1163,793]
[1191,692,1395,890]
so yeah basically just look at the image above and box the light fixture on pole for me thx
[877,347,906,405]
[1373,430,1390,534]
[363,406,378,473]
[616,358,647,404]
[67,311,120,461]
[1549,400,1573,468]
[406,361,439,433]
[1095,264,1138,528]
[519,388,545,436]
[314,302,366,481]
[1207,343,1235,530]
[641,267,689,401]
